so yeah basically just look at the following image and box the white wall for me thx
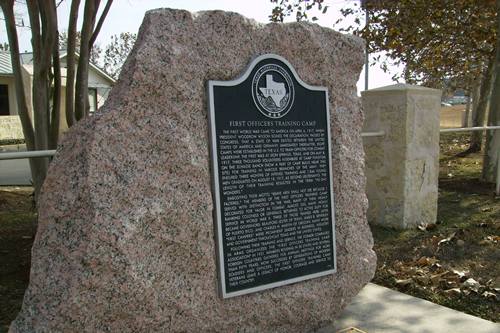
[0,75,17,115]
[88,68,113,108]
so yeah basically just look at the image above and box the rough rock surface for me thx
[10,9,376,333]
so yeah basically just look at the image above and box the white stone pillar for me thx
[362,84,441,229]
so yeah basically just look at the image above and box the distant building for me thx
[0,51,115,141]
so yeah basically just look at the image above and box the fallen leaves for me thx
[417,220,475,246]
[395,278,413,286]
[414,224,499,266]
[383,256,498,301]
[463,278,481,292]
[443,288,461,296]
[438,232,456,246]
[416,228,472,255]
[450,269,468,280]
[430,271,448,286]
[478,235,500,245]
[482,291,497,300]
[375,132,500,321]
[416,256,438,266]
[418,223,437,231]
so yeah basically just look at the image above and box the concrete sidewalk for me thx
[319,283,499,333]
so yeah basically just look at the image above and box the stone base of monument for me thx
[10,9,375,333]
[362,84,441,229]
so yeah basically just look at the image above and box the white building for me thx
[0,50,115,141]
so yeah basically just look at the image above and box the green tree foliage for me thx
[361,0,495,88]
[270,0,499,180]
[271,0,496,87]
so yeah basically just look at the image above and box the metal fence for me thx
[361,126,500,195]
[0,150,56,160]
[0,127,498,194]
[439,125,500,133]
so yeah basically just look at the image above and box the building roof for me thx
[59,52,116,84]
[1,51,115,84]
[0,51,13,75]
[0,51,41,74]
[19,52,33,65]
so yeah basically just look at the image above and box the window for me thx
[88,88,97,114]
[0,84,9,116]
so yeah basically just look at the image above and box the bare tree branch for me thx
[65,0,80,127]
[75,0,98,120]
[89,0,112,47]
[26,1,40,64]
[26,1,50,155]
[50,3,61,149]
[38,1,56,72]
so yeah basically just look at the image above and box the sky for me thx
[4,0,404,94]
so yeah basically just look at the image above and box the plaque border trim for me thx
[207,53,337,299]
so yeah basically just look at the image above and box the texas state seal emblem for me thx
[251,63,295,119]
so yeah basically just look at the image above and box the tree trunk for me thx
[1,0,111,200]
[464,88,472,127]
[468,57,494,153]
[469,84,480,131]
[65,0,81,128]
[27,1,60,198]
[469,58,494,152]
[50,42,61,149]
[75,0,99,120]
[483,100,500,183]
[482,0,500,183]
[90,0,113,47]
[0,1,49,199]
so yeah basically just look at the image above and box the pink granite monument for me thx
[10,9,376,333]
